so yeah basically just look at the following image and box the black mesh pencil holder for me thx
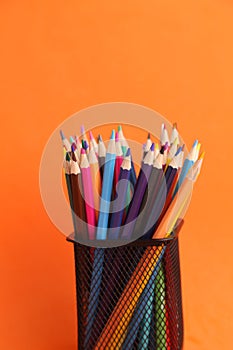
[67,230,184,350]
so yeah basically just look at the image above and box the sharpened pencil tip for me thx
[81,148,85,154]
[71,144,75,152]
[83,140,88,150]
[150,143,155,151]
[110,129,115,140]
[199,151,205,160]
[192,139,198,148]
[147,132,151,139]
[70,136,74,143]
[164,142,169,151]
[80,125,85,134]
[115,132,119,142]
[126,148,131,156]
[98,134,102,142]
[175,146,182,156]
[173,122,177,129]
[118,125,122,131]
[65,152,70,161]
[60,130,65,140]
[89,130,94,140]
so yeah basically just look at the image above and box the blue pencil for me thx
[173,140,198,197]
[96,130,116,239]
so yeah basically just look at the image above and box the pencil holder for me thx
[67,232,183,350]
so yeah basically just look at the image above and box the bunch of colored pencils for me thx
[61,123,204,348]
[61,123,204,242]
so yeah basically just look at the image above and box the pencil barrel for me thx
[68,236,183,350]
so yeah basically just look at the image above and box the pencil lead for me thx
[175,146,182,156]
[81,125,85,135]
[192,139,198,148]
[81,148,85,155]
[115,132,119,142]
[118,125,122,132]
[71,144,76,153]
[150,143,155,151]
[98,134,102,142]
[164,142,169,151]
[89,130,94,140]
[199,151,205,160]
[83,140,88,150]
[70,136,75,143]
[110,129,115,140]
[126,148,131,157]
[81,139,85,148]
[147,132,151,139]
[60,130,65,140]
[173,122,177,129]
[65,152,70,161]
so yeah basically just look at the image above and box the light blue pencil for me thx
[96,129,116,239]
[173,140,198,197]
[84,131,116,347]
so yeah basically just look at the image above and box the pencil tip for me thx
[81,125,85,134]
[147,132,151,139]
[60,130,65,140]
[118,125,122,131]
[150,143,155,151]
[110,129,115,140]
[126,148,131,156]
[69,136,74,143]
[98,134,103,142]
[193,139,198,148]
[164,142,169,151]
[65,152,70,161]
[199,151,205,160]
[89,130,94,140]
[115,132,119,142]
[173,122,177,129]
[81,148,85,154]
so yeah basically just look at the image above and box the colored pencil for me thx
[173,139,198,196]
[118,125,129,156]
[89,130,98,154]
[170,122,180,145]
[143,132,152,158]
[121,143,155,239]
[89,147,101,221]
[98,134,106,178]
[80,148,96,240]
[114,131,123,193]
[96,130,116,240]
[160,124,170,147]
[60,130,71,151]
[109,150,132,239]
[69,150,87,240]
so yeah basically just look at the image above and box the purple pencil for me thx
[120,143,155,240]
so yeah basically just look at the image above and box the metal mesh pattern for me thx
[72,238,183,350]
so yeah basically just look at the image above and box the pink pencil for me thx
[114,132,123,194]
[80,148,96,239]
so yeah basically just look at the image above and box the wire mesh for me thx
[70,236,183,350]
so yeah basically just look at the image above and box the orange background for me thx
[1,1,232,349]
